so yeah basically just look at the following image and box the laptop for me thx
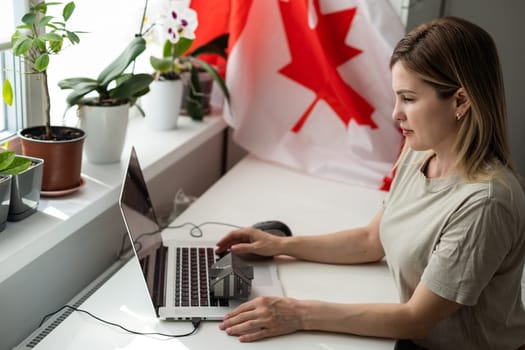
[118,147,283,321]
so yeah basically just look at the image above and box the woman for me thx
[215,17,525,349]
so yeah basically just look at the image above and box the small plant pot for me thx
[180,71,213,118]
[7,156,44,221]
[19,126,85,192]
[0,175,12,232]
[78,103,130,164]
[142,79,183,131]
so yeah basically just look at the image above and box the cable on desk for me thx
[165,221,243,238]
[39,305,201,338]
[118,221,244,257]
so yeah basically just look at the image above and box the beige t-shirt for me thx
[380,149,525,349]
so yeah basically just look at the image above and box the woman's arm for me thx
[215,211,385,264]
[301,282,461,339]
[220,282,462,342]
[279,211,384,264]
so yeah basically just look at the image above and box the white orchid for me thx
[163,0,198,44]
[140,0,230,121]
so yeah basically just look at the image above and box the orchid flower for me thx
[163,0,198,44]
[141,0,229,121]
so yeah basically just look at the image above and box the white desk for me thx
[23,156,398,350]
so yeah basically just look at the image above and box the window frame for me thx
[1,0,43,143]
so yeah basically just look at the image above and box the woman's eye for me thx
[402,96,415,103]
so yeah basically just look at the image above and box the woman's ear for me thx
[454,87,471,118]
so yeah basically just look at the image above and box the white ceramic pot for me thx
[78,103,129,164]
[142,79,183,130]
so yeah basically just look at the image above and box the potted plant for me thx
[140,0,229,129]
[2,1,86,193]
[181,33,229,119]
[0,150,44,221]
[57,36,153,163]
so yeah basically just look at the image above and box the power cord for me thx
[118,221,243,257]
[166,221,243,238]
[39,305,201,338]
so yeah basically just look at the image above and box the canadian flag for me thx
[194,0,405,189]
[188,0,230,74]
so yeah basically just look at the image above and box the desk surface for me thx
[26,156,398,350]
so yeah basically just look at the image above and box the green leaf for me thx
[34,38,46,52]
[12,38,33,56]
[97,36,146,87]
[2,80,13,106]
[173,37,194,57]
[189,33,229,59]
[41,32,62,41]
[66,31,80,44]
[58,77,97,89]
[114,73,132,85]
[14,24,32,31]
[35,54,50,72]
[186,65,204,121]
[49,40,62,53]
[110,73,153,100]
[21,13,36,26]
[149,56,173,73]
[32,2,49,14]
[63,2,76,21]
[60,80,99,106]
[189,56,230,101]
[38,15,53,28]
[11,30,27,41]
[1,156,31,175]
[46,22,60,31]
[0,152,15,171]
[162,40,172,58]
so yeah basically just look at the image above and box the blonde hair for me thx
[390,17,513,181]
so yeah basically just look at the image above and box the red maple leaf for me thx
[278,0,376,132]
[379,166,396,191]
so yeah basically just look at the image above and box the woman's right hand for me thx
[215,227,284,258]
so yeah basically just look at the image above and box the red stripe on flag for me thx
[228,0,254,53]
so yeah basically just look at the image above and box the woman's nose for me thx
[391,102,405,122]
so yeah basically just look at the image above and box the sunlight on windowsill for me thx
[0,114,227,284]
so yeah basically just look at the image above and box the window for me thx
[0,0,148,141]
[0,0,22,140]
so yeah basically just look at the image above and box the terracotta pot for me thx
[18,126,85,192]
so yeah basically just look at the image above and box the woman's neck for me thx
[425,150,459,179]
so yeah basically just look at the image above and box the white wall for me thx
[388,0,410,25]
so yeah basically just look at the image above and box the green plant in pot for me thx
[0,150,44,221]
[2,1,85,193]
[141,0,229,128]
[57,36,153,164]
[181,33,229,120]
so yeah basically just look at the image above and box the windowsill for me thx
[0,112,227,284]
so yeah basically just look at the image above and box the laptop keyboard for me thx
[175,247,229,307]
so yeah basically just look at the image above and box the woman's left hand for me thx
[219,296,304,342]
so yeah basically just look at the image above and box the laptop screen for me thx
[119,147,162,259]
[119,147,168,313]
